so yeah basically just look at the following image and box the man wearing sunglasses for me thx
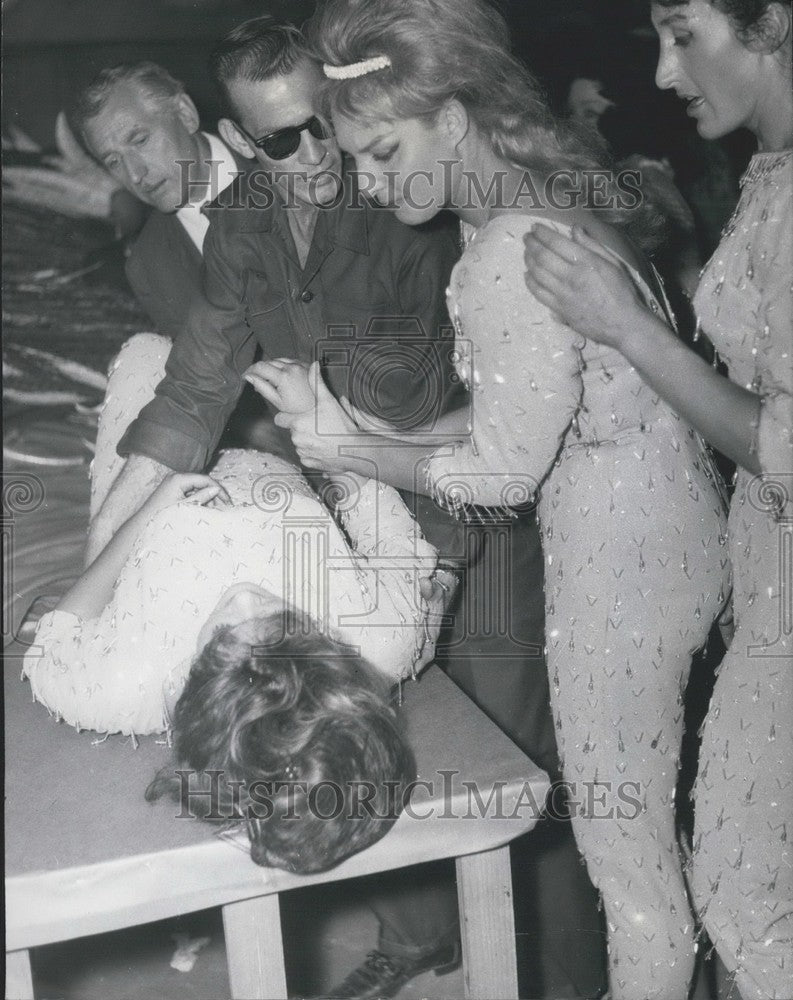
[238,113,332,160]
[83,22,465,998]
[92,17,462,556]
[73,61,291,526]
[88,15,604,1000]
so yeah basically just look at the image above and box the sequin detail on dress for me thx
[426,214,730,1000]
[691,151,793,1000]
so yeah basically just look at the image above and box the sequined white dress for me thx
[24,337,437,737]
[426,214,731,1000]
[690,151,793,1000]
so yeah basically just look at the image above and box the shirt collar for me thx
[177,132,240,221]
[234,158,370,256]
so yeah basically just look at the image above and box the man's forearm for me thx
[85,454,171,566]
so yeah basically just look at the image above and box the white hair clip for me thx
[323,55,391,80]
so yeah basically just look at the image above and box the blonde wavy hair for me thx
[307,0,665,250]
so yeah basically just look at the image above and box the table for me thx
[3,442,549,1000]
[5,659,549,1000]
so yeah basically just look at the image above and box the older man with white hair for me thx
[74,60,242,338]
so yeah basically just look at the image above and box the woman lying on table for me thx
[23,363,452,873]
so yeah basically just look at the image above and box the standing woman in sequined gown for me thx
[251,2,730,996]
[525,2,792,996]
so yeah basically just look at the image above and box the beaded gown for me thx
[690,150,793,1000]
[24,336,437,736]
[425,214,731,1000]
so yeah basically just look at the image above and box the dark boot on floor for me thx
[317,940,461,999]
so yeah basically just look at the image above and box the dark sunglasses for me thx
[241,115,334,161]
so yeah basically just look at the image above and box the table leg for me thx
[6,948,34,1000]
[222,893,288,1000]
[456,845,519,1000]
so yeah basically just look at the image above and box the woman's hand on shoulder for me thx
[523,224,648,351]
[137,473,230,521]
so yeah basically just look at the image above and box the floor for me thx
[30,880,465,1000]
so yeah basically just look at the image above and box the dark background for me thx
[4,0,754,246]
[3,0,683,147]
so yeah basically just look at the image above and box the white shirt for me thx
[175,132,239,252]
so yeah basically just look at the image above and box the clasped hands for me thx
[244,358,364,474]
[244,358,457,663]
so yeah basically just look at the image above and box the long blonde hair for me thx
[308,0,664,249]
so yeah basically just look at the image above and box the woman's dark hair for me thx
[307,0,666,251]
[146,611,416,874]
[653,0,792,46]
